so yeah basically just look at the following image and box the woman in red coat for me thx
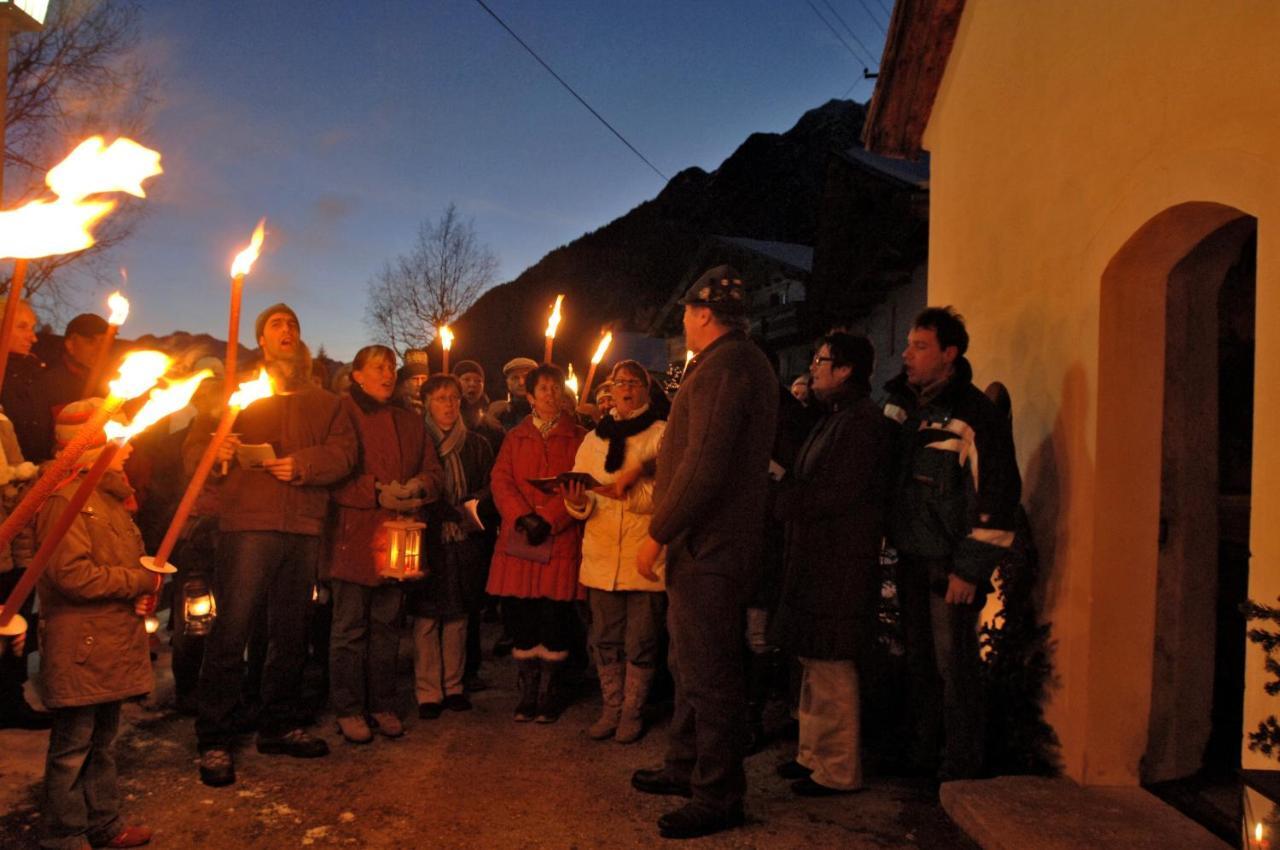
[328,345,443,744]
[486,363,586,722]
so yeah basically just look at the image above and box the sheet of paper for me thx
[462,498,484,532]
[236,442,277,469]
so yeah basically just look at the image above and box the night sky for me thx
[98,1,886,360]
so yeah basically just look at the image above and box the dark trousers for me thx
[329,579,403,717]
[0,567,34,713]
[42,701,122,850]
[502,597,576,654]
[663,554,747,814]
[196,531,318,748]
[896,555,986,778]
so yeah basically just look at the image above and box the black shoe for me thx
[791,777,861,797]
[657,802,744,839]
[0,700,53,730]
[443,693,472,712]
[198,748,235,787]
[418,702,443,720]
[256,728,329,758]
[462,674,489,693]
[631,767,692,798]
[775,759,812,780]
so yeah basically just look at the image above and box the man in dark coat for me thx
[193,303,358,787]
[631,265,778,840]
[44,312,109,416]
[883,306,1021,781]
[770,333,894,795]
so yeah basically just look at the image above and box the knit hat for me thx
[65,313,109,338]
[452,359,484,379]
[254,303,299,341]
[397,348,430,383]
[502,356,538,376]
[678,264,748,313]
[54,398,126,467]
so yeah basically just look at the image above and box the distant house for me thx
[865,0,1280,801]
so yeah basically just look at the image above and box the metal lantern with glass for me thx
[378,518,427,581]
[182,576,217,636]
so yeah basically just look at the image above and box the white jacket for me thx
[566,412,666,591]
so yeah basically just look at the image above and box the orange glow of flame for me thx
[107,369,213,442]
[0,197,114,259]
[106,351,170,400]
[685,350,694,367]
[230,218,266,278]
[45,137,162,201]
[439,325,454,351]
[229,368,275,409]
[590,332,613,365]
[106,291,129,326]
[565,363,579,398]
[544,294,564,339]
[1258,822,1265,843]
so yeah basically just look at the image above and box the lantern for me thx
[182,576,216,636]
[144,614,160,635]
[379,519,426,580]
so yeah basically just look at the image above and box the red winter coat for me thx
[328,393,444,587]
[486,414,586,601]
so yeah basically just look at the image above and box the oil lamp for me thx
[182,576,216,636]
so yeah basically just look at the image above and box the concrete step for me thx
[940,776,1233,850]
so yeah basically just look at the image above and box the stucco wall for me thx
[918,1,1280,784]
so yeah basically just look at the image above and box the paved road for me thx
[0,631,975,849]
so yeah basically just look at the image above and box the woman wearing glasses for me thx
[562,360,667,743]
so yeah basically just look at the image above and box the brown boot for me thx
[588,661,624,740]
[615,662,654,744]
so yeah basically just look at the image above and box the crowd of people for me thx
[0,262,1021,846]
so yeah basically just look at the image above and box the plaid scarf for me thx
[425,417,469,543]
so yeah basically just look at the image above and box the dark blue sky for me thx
[104,1,885,360]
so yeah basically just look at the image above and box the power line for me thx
[852,0,889,35]
[471,0,668,182]
[819,0,882,60]
[805,0,876,70]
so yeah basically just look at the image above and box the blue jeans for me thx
[42,701,122,850]
[196,531,318,748]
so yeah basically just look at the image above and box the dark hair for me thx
[352,344,396,371]
[610,359,648,386]
[708,307,750,333]
[524,363,565,395]
[821,333,875,391]
[422,373,462,400]
[913,306,969,356]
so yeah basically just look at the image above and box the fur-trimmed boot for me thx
[535,654,567,724]
[588,661,624,740]
[615,662,655,744]
[513,652,541,722]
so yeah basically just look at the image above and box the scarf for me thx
[593,405,660,473]
[532,412,560,437]
[348,381,385,414]
[425,416,469,543]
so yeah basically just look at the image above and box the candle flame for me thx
[565,363,579,398]
[591,331,613,365]
[45,136,163,201]
[544,294,564,339]
[106,291,129,326]
[439,325,454,351]
[1258,822,1265,842]
[229,368,275,409]
[107,351,170,400]
[230,218,266,278]
[685,350,694,367]
[109,369,213,441]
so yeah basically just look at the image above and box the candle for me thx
[0,367,209,628]
[439,325,454,373]
[82,290,129,398]
[543,294,564,363]
[0,351,169,561]
[225,218,266,398]
[147,369,275,573]
[580,331,612,403]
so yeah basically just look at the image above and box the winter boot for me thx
[513,655,541,722]
[615,662,655,744]
[535,656,566,723]
[588,661,624,740]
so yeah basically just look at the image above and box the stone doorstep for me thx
[940,776,1233,850]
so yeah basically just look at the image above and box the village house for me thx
[865,0,1279,844]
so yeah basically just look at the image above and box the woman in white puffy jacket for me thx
[563,360,666,743]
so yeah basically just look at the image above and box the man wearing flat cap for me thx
[45,312,109,419]
[192,302,357,787]
[488,356,537,433]
[631,265,778,839]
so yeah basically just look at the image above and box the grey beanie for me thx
[255,303,299,341]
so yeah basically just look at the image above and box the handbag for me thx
[503,526,553,563]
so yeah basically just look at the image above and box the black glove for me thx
[516,512,552,546]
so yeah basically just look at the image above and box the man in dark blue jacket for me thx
[883,306,1021,781]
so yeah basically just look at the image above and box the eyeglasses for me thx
[612,379,645,388]
[811,355,834,366]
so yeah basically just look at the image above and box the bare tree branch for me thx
[364,203,499,354]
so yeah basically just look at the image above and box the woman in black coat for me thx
[769,333,894,796]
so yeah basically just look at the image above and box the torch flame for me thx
[439,325,454,351]
[45,137,163,201]
[591,332,613,365]
[230,218,266,278]
[0,198,115,259]
[106,291,129,326]
[110,369,213,441]
[544,294,564,339]
[107,351,171,401]
[565,363,579,398]
[229,368,275,409]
